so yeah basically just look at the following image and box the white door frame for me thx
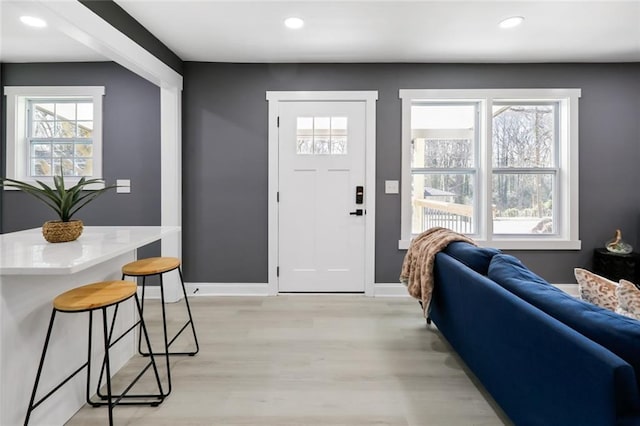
[266,91,378,296]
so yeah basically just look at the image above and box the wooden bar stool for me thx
[24,281,165,426]
[121,257,199,397]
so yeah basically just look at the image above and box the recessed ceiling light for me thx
[284,17,304,30]
[20,16,47,28]
[498,16,524,29]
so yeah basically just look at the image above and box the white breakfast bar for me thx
[0,226,180,426]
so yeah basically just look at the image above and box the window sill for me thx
[399,238,582,251]
[3,178,105,191]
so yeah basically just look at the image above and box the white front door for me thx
[278,101,366,292]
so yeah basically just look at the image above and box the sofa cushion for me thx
[489,253,640,389]
[484,253,552,287]
[443,242,500,275]
[616,280,640,321]
[574,268,618,311]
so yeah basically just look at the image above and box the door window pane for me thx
[492,173,554,234]
[314,137,330,154]
[296,116,348,155]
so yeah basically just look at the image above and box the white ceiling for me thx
[2,1,640,63]
[0,1,105,62]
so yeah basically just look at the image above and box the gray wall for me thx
[183,62,640,284]
[1,62,162,256]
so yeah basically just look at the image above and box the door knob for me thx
[349,209,364,216]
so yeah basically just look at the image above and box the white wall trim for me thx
[32,1,182,89]
[398,88,581,251]
[267,91,379,103]
[160,87,183,302]
[4,86,105,189]
[138,283,270,299]
[32,1,184,299]
[374,283,412,297]
[138,282,577,299]
[266,91,378,297]
[137,286,162,300]
[186,283,270,297]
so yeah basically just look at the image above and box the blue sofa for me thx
[429,242,640,426]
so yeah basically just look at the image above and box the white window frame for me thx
[399,88,581,251]
[4,86,105,189]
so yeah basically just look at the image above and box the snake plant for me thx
[0,175,117,222]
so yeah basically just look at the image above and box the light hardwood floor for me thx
[67,296,511,426]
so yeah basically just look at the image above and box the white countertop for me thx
[0,226,180,275]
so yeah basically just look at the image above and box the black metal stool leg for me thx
[26,282,166,425]
[135,294,166,400]
[137,276,147,356]
[157,274,172,396]
[121,272,148,357]
[24,309,57,426]
[94,300,166,403]
[178,267,200,356]
[101,307,115,426]
[86,310,97,407]
[136,269,199,357]
[95,304,119,399]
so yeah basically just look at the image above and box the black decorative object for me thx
[593,248,640,289]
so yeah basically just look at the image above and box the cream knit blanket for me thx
[400,227,476,314]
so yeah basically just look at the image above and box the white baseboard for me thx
[373,283,411,297]
[185,282,270,296]
[140,282,410,298]
[137,286,162,299]
[553,283,579,297]
[137,283,270,299]
[139,282,576,299]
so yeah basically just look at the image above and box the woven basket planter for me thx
[42,220,83,243]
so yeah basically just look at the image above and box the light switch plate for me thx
[116,179,131,194]
[385,180,399,194]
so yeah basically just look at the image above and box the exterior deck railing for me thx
[413,198,473,234]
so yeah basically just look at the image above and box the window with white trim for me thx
[399,89,581,250]
[4,86,105,188]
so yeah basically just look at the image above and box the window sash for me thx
[410,170,477,235]
[492,101,560,169]
[409,101,480,236]
[491,169,559,237]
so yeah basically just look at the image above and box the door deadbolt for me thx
[355,186,364,204]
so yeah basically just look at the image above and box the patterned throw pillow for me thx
[574,268,618,311]
[616,280,640,321]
